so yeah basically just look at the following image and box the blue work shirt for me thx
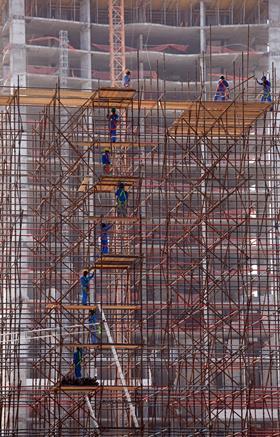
[115,188,128,203]
[216,79,229,93]
[102,152,111,165]
[80,272,94,288]
[123,74,131,87]
[101,223,112,243]
[109,114,119,130]
[73,349,83,365]
[257,79,271,93]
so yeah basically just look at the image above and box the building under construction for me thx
[1,1,280,436]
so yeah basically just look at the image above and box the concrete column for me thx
[269,0,280,79]
[200,1,206,95]
[9,0,26,87]
[80,0,92,89]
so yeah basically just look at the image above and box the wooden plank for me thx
[1,88,273,112]
[72,141,133,148]
[97,176,138,183]
[94,176,138,193]
[94,263,131,270]
[94,255,139,270]
[89,216,139,223]
[169,130,244,138]
[21,87,94,100]
[46,303,140,311]
[65,344,140,350]
[55,385,139,392]
[76,141,158,149]
[78,176,90,192]
[180,101,271,111]
[95,255,139,263]
[0,96,12,106]
[97,87,136,100]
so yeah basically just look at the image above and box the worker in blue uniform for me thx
[115,182,128,217]
[256,75,272,102]
[101,223,113,254]
[107,108,119,143]
[101,148,112,174]
[80,269,94,305]
[88,310,101,344]
[123,70,131,88]
[73,347,83,379]
[214,75,230,101]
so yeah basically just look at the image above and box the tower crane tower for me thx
[108,0,126,86]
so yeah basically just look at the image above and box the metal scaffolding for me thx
[0,77,280,436]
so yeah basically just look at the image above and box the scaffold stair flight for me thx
[168,101,272,137]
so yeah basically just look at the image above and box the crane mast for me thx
[109,0,126,87]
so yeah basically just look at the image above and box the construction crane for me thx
[108,0,125,87]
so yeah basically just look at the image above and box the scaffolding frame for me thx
[0,74,280,436]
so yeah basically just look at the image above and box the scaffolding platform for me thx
[46,303,140,311]
[93,87,136,108]
[65,343,141,350]
[71,141,135,148]
[94,255,139,270]
[54,385,139,392]
[89,216,139,223]
[94,176,138,193]
[168,101,272,137]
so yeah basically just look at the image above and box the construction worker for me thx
[107,108,119,143]
[101,148,112,174]
[88,310,101,344]
[73,347,83,379]
[255,75,272,102]
[123,70,131,88]
[101,223,113,254]
[80,269,94,305]
[115,182,128,217]
[214,75,230,101]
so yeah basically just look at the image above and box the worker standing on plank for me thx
[101,223,113,254]
[80,269,94,305]
[107,108,119,143]
[115,182,128,217]
[101,148,112,174]
[88,310,101,344]
[214,75,230,101]
[123,70,131,88]
[255,75,272,102]
[73,347,83,379]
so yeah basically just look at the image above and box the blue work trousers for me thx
[81,287,89,305]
